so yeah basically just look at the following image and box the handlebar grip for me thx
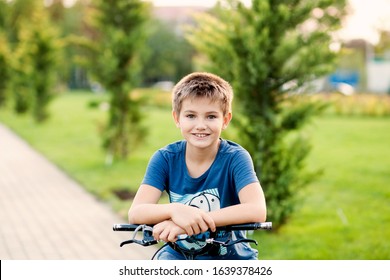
[218,222,272,231]
[113,224,142,231]
[257,222,272,230]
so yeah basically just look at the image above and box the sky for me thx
[340,0,390,44]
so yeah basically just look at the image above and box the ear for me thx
[223,112,232,130]
[172,110,180,128]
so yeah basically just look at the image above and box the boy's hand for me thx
[152,220,185,242]
[170,203,216,236]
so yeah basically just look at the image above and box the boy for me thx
[128,72,266,260]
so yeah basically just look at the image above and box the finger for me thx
[203,214,216,232]
[152,226,163,241]
[198,219,209,233]
[192,218,209,234]
[159,230,169,242]
[191,224,201,235]
[184,225,194,236]
[167,231,178,242]
[153,232,160,241]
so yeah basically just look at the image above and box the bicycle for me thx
[113,222,272,260]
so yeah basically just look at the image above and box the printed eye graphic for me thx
[188,192,220,212]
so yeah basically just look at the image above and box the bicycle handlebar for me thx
[113,222,272,232]
[113,222,272,259]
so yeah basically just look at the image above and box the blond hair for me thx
[172,72,233,116]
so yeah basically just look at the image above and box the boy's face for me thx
[173,97,232,151]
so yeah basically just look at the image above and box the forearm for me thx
[128,203,175,225]
[209,182,267,227]
[209,202,266,227]
[129,201,216,235]
[128,184,176,225]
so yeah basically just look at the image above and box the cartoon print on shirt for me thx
[169,188,220,211]
[187,192,220,212]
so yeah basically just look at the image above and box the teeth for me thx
[195,134,207,138]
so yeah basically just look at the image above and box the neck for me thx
[186,139,221,164]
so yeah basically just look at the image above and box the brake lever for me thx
[119,225,158,247]
[120,238,158,247]
[226,238,258,246]
[206,238,258,247]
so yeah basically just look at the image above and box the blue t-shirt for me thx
[142,139,260,260]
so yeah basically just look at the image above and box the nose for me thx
[195,119,207,130]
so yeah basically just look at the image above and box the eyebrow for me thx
[183,110,220,114]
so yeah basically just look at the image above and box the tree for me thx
[0,0,10,107]
[375,30,390,60]
[1,0,61,120]
[47,0,93,89]
[187,0,346,227]
[11,1,61,121]
[0,1,12,107]
[28,8,62,122]
[92,0,150,161]
[0,32,11,107]
[140,18,194,85]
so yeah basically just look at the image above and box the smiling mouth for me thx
[193,133,209,138]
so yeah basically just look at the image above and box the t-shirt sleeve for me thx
[232,149,259,194]
[141,150,168,192]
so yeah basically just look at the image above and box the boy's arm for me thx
[128,184,216,236]
[208,182,267,226]
[128,184,165,224]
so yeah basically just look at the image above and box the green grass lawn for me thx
[257,116,390,259]
[1,91,389,259]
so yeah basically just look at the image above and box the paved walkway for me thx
[0,123,157,260]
